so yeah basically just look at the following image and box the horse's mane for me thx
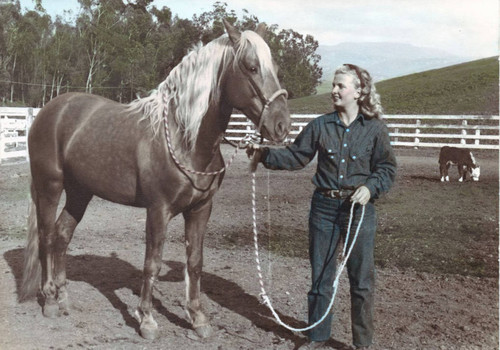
[128,30,276,150]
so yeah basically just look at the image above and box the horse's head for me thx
[222,19,290,142]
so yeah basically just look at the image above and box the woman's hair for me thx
[334,64,384,119]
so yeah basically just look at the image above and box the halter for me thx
[237,59,288,132]
[162,53,287,179]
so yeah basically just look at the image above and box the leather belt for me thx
[316,188,355,199]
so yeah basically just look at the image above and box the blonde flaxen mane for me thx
[128,30,276,150]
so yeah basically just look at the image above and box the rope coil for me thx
[251,172,366,332]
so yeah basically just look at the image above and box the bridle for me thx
[237,59,288,132]
[162,49,287,181]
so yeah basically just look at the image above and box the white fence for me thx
[0,107,39,164]
[1,108,498,164]
[227,114,500,150]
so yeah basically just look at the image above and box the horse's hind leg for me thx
[183,200,213,338]
[136,204,170,340]
[34,178,63,318]
[53,182,93,315]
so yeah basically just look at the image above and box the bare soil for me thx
[0,146,498,350]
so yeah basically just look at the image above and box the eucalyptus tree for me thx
[267,28,322,99]
[191,2,322,99]
[44,19,79,101]
[76,0,125,94]
[0,1,21,103]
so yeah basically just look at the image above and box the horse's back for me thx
[30,92,117,153]
[29,93,146,203]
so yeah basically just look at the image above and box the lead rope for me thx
[251,172,366,332]
[163,105,256,176]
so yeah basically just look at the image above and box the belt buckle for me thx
[330,190,341,198]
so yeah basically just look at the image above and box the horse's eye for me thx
[249,66,258,74]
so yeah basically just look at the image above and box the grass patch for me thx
[289,56,499,115]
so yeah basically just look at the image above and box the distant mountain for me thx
[318,42,475,82]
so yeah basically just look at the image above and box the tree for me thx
[268,29,322,99]
[191,2,322,99]
[0,0,323,106]
[0,1,21,103]
[76,0,126,94]
[192,1,236,44]
[45,20,80,100]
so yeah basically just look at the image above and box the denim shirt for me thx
[262,111,397,199]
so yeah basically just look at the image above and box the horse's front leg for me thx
[183,199,213,338]
[136,205,170,340]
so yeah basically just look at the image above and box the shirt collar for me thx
[328,111,366,126]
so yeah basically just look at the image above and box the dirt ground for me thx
[0,145,498,350]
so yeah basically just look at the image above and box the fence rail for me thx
[1,107,498,164]
[227,114,500,150]
[0,107,39,164]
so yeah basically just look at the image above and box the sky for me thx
[17,0,499,58]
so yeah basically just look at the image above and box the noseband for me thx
[238,59,288,132]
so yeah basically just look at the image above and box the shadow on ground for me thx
[4,249,350,349]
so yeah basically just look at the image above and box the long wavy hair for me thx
[335,64,384,119]
[128,30,276,150]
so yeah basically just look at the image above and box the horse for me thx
[20,19,290,340]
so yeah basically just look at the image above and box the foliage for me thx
[191,2,322,98]
[288,56,500,115]
[267,28,322,99]
[0,0,322,106]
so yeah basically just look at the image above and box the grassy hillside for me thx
[289,56,499,115]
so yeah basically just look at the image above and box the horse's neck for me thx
[195,104,231,164]
[171,103,232,171]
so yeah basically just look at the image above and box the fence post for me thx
[26,107,33,162]
[461,120,467,145]
[415,119,421,148]
[475,129,480,146]
[0,118,4,165]
[394,127,399,143]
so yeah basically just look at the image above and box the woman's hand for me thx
[246,144,262,173]
[351,186,371,205]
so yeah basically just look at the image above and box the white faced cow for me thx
[439,146,480,182]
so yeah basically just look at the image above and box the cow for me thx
[439,146,480,182]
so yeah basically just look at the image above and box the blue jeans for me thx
[307,191,376,347]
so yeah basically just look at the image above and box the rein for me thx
[251,172,366,332]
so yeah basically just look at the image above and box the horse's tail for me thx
[19,181,41,302]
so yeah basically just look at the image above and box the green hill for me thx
[289,56,499,115]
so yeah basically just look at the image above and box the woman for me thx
[247,64,397,349]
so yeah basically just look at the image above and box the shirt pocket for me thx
[319,142,340,169]
[349,145,373,175]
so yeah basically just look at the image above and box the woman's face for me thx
[331,73,360,110]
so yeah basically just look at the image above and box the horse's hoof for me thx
[58,299,70,316]
[59,304,70,316]
[43,303,59,318]
[140,325,158,340]
[194,324,213,338]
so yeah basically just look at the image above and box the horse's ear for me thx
[223,18,241,44]
[255,22,267,39]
